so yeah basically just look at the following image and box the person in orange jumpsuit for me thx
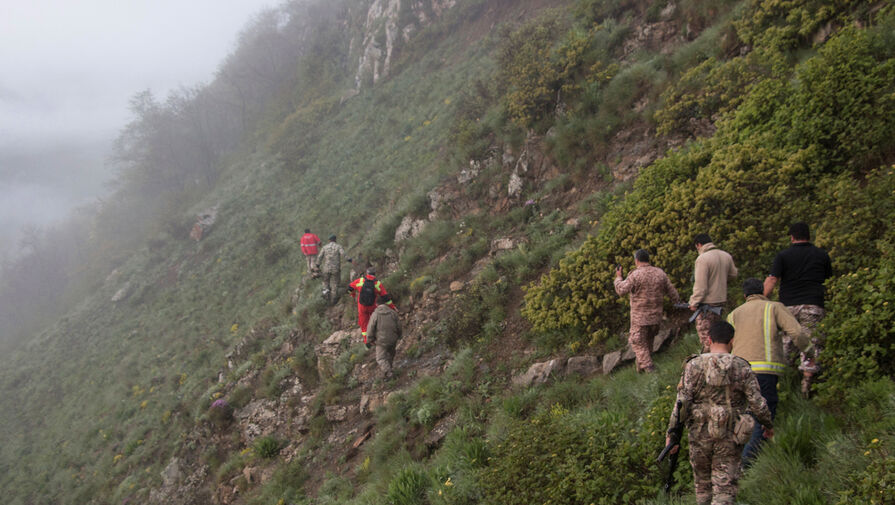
[347,267,396,343]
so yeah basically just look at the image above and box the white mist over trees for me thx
[0,0,349,348]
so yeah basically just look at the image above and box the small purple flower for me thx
[211,399,229,409]
[525,199,535,206]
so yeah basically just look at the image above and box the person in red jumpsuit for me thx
[347,266,397,343]
[300,228,321,277]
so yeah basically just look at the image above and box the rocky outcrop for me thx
[315,329,358,380]
[511,322,679,385]
[189,206,218,241]
[511,358,567,387]
[565,356,602,377]
[490,237,515,254]
[149,459,210,505]
[395,215,427,243]
[111,281,131,302]
[353,0,458,89]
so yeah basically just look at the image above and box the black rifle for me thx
[687,303,723,323]
[658,400,684,494]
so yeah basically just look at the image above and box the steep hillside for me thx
[1,0,894,504]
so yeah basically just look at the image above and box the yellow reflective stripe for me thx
[763,302,773,363]
[750,361,786,373]
[375,281,381,291]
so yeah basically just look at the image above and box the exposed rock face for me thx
[490,237,515,254]
[395,215,427,243]
[425,412,458,448]
[235,399,279,444]
[360,392,389,414]
[189,206,218,241]
[652,326,676,352]
[507,171,524,198]
[608,127,659,181]
[602,351,622,375]
[111,281,131,302]
[353,0,458,88]
[315,329,357,380]
[325,404,351,422]
[149,461,210,505]
[565,356,602,377]
[355,0,401,88]
[512,358,567,387]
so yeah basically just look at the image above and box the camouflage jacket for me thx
[614,264,680,326]
[317,242,345,273]
[668,353,772,437]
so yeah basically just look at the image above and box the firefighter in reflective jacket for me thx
[347,267,397,343]
[300,228,321,277]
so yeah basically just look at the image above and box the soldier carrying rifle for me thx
[663,321,773,505]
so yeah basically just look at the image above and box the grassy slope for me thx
[0,1,531,503]
[1,0,893,504]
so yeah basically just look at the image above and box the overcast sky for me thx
[0,0,271,255]
[1,0,271,149]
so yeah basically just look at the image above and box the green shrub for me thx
[386,466,431,505]
[480,406,661,505]
[835,440,895,505]
[254,436,282,459]
[523,24,895,353]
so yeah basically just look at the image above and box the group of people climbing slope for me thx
[300,229,402,379]
[615,222,831,505]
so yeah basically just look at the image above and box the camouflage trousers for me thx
[689,430,743,505]
[784,304,825,374]
[321,270,341,305]
[695,307,724,353]
[629,324,659,371]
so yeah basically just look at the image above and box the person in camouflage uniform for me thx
[614,249,680,372]
[317,235,345,305]
[666,321,773,505]
[763,222,831,396]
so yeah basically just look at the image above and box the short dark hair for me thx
[305,228,311,233]
[329,234,337,241]
[366,265,376,276]
[694,233,712,246]
[634,249,650,263]
[709,321,735,344]
[743,278,763,296]
[789,222,810,241]
[378,294,392,305]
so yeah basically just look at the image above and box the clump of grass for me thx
[253,436,282,459]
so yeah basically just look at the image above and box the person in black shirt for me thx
[763,222,832,396]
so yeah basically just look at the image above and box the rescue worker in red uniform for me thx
[347,267,397,343]
[300,228,321,277]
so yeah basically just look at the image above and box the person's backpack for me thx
[358,277,377,306]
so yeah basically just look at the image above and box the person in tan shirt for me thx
[689,233,738,352]
[614,249,680,372]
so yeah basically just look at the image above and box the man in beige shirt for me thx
[689,233,738,352]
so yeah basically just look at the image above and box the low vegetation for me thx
[0,0,893,504]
